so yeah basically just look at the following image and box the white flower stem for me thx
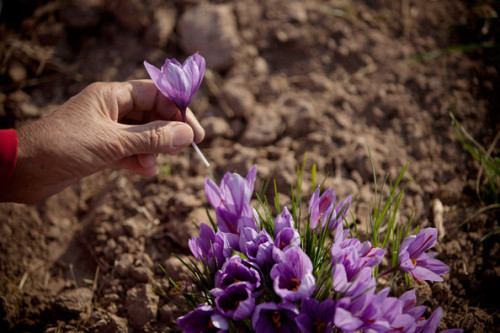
[191,142,210,168]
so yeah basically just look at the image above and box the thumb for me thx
[119,121,194,156]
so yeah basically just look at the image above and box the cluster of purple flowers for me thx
[178,166,460,333]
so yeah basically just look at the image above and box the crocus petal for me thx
[177,305,228,333]
[296,298,336,333]
[246,164,258,192]
[399,234,415,254]
[212,284,255,320]
[205,178,222,209]
[274,206,295,236]
[335,307,364,331]
[144,61,164,90]
[334,194,352,225]
[162,63,191,110]
[398,251,414,272]
[275,227,301,250]
[407,228,437,258]
[412,266,444,282]
[418,257,450,275]
[144,53,206,117]
[211,312,229,330]
[184,53,206,93]
[271,247,315,301]
[308,186,320,211]
[251,302,299,333]
[389,314,417,333]
[420,307,443,333]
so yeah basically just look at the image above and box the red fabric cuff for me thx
[0,129,18,190]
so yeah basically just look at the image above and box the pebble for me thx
[221,82,256,118]
[201,117,233,140]
[178,4,240,71]
[114,253,133,277]
[241,104,284,146]
[125,285,159,330]
[144,7,176,47]
[55,288,93,314]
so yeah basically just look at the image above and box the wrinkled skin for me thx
[1,80,204,204]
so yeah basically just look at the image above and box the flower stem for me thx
[192,142,210,168]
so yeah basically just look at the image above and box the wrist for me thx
[2,119,63,203]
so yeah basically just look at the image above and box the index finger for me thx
[109,80,205,143]
[114,80,180,120]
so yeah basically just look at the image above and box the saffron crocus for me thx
[270,246,315,301]
[398,289,426,321]
[144,53,205,121]
[177,304,228,333]
[330,223,384,296]
[273,207,300,251]
[211,283,255,321]
[274,227,301,251]
[144,53,209,167]
[188,223,231,270]
[334,288,390,332]
[239,227,275,269]
[205,165,259,249]
[308,186,352,231]
[251,302,299,333]
[331,236,386,277]
[295,298,336,333]
[416,306,464,333]
[214,255,262,294]
[273,207,295,235]
[332,264,376,297]
[379,295,417,333]
[398,228,450,282]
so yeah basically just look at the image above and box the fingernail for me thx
[172,124,193,148]
[138,154,156,168]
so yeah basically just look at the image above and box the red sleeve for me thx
[0,129,18,190]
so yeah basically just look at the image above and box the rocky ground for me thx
[1,0,499,332]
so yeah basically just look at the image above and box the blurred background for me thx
[1,0,499,331]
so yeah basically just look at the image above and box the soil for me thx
[1,0,499,332]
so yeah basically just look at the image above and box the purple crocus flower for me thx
[251,302,299,333]
[415,306,464,333]
[239,227,276,269]
[211,283,255,321]
[308,186,352,232]
[273,207,300,251]
[205,165,259,249]
[398,289,426,321]
[295,298,336,333]
[189,223,231,270]
[334,288,390,332]
[379,295,417,333]
[177,304,228,333]
[331,237,386,278]
[214,255,262,294]
[398,228,450,283]
[270,246,315,301]
[332,264,376,297]
[144,53,205,120]
[144,52,210,167]
[330,223,384,296]
[274,227,301,251]
[417,306,443,333]
[274,207,295,235]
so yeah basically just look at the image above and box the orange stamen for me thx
[272,311,282,328]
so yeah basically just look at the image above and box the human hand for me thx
[2,80,205,204]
